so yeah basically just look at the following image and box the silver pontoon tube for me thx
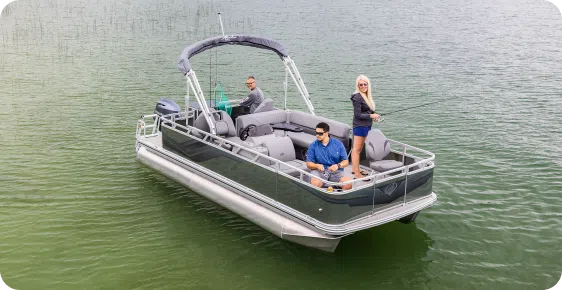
[137,145,341,252]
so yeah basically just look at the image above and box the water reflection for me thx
[140,165,432,288]
[274,223,433,288]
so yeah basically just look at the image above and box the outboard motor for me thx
[154,99,183,128]
[154,99,182,120]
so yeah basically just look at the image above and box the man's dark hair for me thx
[316,122,330,132]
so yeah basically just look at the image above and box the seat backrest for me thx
[216,110,236,137]
[235,110,287,137]
[246,135,296,165]
[253,98,274,114]
[289,110,350,139]
[365,129,391,161]
[193,109,236,137]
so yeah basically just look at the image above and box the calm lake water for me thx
[1,0,561,289]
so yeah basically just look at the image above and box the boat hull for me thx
[137,145,341,252]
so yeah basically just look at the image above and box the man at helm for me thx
[240,76,264,113]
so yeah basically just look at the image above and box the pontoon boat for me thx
[135,35,436,252]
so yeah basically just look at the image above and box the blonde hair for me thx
[355,74,375,111]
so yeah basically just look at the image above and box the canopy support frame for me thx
[179,36,318,135]
[283,56,315,115]
[186,70,217,135]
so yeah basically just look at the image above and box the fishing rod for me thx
[376,95,464,122]
[380,99,444,116]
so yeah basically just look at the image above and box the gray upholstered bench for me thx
[235,110,351,154]
[231,134,307,177]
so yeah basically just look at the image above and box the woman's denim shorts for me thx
[353,126,371,137]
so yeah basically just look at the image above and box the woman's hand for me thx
[370,113,380,121]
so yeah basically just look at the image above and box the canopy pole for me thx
[187,71,217,135]
[218,13,225,36]
[283,67,288,110]
[185,78,190,119]
[283,57,315,115]
[288,58,312,100]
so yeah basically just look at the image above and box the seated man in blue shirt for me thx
[306,122,352,190]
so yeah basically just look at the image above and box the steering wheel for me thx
[240,124,256,141]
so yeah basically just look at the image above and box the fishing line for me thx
[380,99,443,116]
[377,95,464,121]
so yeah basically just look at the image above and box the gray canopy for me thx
[177,35,289,75]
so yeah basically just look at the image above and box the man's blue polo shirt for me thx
[306,138,347,171]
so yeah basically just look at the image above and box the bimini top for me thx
[177,35,289,75]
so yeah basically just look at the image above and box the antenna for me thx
[216,13,224,107]
[218,13,225,36]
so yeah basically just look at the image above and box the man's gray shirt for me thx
[240,87,264,113]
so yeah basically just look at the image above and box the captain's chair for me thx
[193,109,242,147]
[253,98,274,114]
[365,129,403,172]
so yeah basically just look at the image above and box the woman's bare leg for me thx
[339,176,353,190]
[352,135,366,178]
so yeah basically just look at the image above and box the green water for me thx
[1,0,561,289]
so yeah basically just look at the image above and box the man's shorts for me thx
[310,170,345,182]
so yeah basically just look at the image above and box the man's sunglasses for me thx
[315,131,326,136]
[246,82,255,85]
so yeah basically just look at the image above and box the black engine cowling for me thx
[154,99,181,119]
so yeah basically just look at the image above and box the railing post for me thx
[155,117,160,135]
[403,165,409,206]
[372,176,376,215]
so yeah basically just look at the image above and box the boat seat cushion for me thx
[289,110,350,140]
[369,160,403,172]
[260,136,295,162]
[236,109,351,150]
[217,111,237,137]
[246,134,280,148]
[365,129,404,172]
[259,136,307,177]
[235,110,286,137]
[253,98,275,114]
[286,131,316,148]
[194,109,237,137]
[215,120,229,135]
[273,129,286,137]
[365,129,391,161]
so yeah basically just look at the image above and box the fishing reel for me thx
[374,112,385,123]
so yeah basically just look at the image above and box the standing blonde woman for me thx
[350,74,380,179]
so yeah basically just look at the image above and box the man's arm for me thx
[305,145,322,171]
[327,159,348,172]
[240,91,257,106]
[307,162,324,171]
[339,159,349,168]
